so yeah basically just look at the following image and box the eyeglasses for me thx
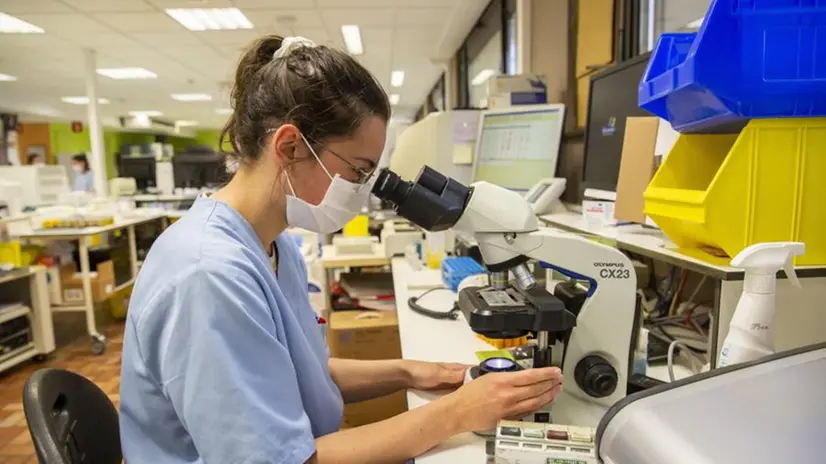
[321,146,374,185]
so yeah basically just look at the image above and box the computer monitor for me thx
[471,104,566,191]
[582,53,653,195]
[172,151,226,188]
[119,155,156,190]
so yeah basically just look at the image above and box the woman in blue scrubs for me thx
[120,35,563,463]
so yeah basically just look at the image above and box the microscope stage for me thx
[458,284,576,338]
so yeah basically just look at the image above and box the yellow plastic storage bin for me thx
[644,118,826,266]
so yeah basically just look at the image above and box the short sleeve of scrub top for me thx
[119,197,343,464]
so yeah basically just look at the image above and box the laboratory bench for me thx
[11,214,166,354]
[391,257,489,463]
[540,212,826,367]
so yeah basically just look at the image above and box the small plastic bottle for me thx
[633,328,649,375]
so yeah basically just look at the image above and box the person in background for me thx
[120,35,563,464]
[71,153,94,192]
[27,153,45,165]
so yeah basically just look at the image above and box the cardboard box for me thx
[328,310,408,426]
[614,117,678,224]
[487,74,548,109]
[60,260,115,304]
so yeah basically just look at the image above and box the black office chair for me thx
[22,368,121,464]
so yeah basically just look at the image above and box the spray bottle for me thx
[717,242,805,368]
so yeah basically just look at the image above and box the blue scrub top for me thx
[73,170,94,192]
[120,197,343,463]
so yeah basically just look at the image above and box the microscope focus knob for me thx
[574,355,618,398]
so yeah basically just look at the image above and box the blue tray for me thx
[639,0,826,133]
[441,257,485,292]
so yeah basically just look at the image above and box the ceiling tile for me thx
[61,0,155,12]
[233,0,317,8]
[316,0,460,6]
[320,9,394,27]
[396,8,454,27]
[145,0,234,7]
[0,0,73,14]
[63,32,143,50]
[131,32,204,47]
[93,12,183,33]
[244,9,324,30]
[14,13,112,33]
[197,30,259,46]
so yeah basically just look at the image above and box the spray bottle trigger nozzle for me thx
[784,256,802,288]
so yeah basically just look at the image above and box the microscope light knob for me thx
[574,355,618,398]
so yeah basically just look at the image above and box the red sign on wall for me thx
[71,121,83,133]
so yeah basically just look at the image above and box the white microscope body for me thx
[453,182,637,427]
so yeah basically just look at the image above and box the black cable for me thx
[408,287,460,320]
[654,325,708,354]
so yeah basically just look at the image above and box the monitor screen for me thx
[582,53,653,193]
[173,152,226,188]
[119,156,156,190]
[472,105,565,191]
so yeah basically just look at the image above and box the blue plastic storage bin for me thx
[441,257,486,292]
[639,0,826,133]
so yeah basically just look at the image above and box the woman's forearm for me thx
[328,358,410,403]
[315,397,459,463]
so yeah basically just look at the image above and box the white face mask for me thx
[285,135,372,234]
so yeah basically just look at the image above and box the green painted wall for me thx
[48,123,198,179]
[195,129,221,150]
[49,123,121,179]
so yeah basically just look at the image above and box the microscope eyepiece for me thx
[371,168,412,206]
[370,166,472,232]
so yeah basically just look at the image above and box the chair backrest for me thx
[22,368,121,464]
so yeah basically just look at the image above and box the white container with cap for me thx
[717,242,805,368]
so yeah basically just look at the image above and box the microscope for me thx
[372,166,638,427]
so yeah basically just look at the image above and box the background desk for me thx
[0,266,54,373]
[391,257,488,463]
[13,214,165,353]
[540,212,826,367]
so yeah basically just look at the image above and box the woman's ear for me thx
[271,124,303,168]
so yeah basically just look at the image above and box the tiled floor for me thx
[0,323,124,463]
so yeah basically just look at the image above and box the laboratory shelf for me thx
[639,0,826,133]
[644,118,826,266]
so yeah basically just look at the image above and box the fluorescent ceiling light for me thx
[129,110,162,117]
[176,120,199,127]
[171,93,213,102]
[389,94,400,105]
[390,71,405,87]
[471,69,497,86]
[0,13,44,34]
[0,73,17,81]
[341,25,363,55]
[165,8,253,31]
[97,67,157,79]
[215,108,233,115]
[61,96,109,105]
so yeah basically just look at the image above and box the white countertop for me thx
[129,193,200,202]
[391,257,490,463]
[12,214,165,239]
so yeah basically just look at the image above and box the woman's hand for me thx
[403,360,471,391]
[442,367,563,433]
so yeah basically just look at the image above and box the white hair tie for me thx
[273,36,316,60]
